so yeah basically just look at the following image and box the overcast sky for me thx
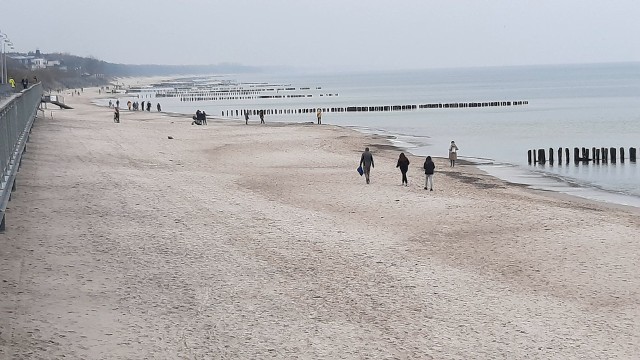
[3,0,640,71]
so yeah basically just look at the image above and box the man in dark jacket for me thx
[360,147,374,184]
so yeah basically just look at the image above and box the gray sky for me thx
[3,0,640,71]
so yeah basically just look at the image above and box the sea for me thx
[107,62,640,207]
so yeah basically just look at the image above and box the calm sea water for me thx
[113,63,640,206]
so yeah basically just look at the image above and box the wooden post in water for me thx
[610,147,617,163]
[538,149,546,164]
[602,147,608,163]
[528,150,532,164]
[592,147,596,163]
[620,147,625,163]
[630,147,637,162]
[584,148,590,162]
[574,147,580,163]
[549,148,554,165]
[595,148,600,162]
[558,148,563,164]
[565,148,570,164]
[533,149,537,164]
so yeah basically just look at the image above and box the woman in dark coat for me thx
[396,153,410,186]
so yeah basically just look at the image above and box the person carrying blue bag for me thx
[359,147,374,184]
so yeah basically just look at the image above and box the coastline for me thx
[3,84,639,358]
[94,78,640,211]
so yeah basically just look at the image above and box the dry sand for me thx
[1,86,639,359]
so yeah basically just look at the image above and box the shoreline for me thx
[92,73,640,212]
[92,90,640,212]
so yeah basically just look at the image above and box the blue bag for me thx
[357,166,364,176]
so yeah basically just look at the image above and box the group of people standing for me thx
[7,77,35,89]
[110,98,162,123]
[359,140,459,191]
[192,110,208,125]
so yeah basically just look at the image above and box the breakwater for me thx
[220,100,529,117]
[528,147,638,165]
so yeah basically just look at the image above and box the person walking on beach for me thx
[146,102,151,112]
[259,109,265,124]
[141,101,145,111]
[360,147,375,184]
[157,103,161,112]
[244,110,249,125]
[317,109,322,125]
[449,141,459,167]
[423,156,435,191]
[113,107,120,123]
[396,153,410,186]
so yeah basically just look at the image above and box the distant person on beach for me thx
[259,109,265,124]
[146,102,151,111]
[127,101,132,110]
[157,103,161,112]
[116,99,120,108]
[108,100,112,108]
[114,107,120,123]
[317,109,322,124]
[201,111,207,125]
[423,156,435,191]
[396,153,410,186]
[360,147,374,184]
[141,101,145,111]
[244,110,249,125]
[449,141,459,167]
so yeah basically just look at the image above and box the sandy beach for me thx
[1,85,640,359]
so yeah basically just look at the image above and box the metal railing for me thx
[1,83,43,231]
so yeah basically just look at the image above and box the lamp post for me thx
[1,31,14,84]
[0,33,5,84]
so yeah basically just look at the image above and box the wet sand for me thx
[1,85,639,359]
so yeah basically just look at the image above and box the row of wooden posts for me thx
[221,100,529,118]
[528,147,638,165]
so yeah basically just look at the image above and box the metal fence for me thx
[1,83,43,231]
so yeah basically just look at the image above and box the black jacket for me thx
[423,160,435,175]
[396,158,410,173]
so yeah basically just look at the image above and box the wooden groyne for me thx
[220,100,529,118]
[528,147,638,165]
